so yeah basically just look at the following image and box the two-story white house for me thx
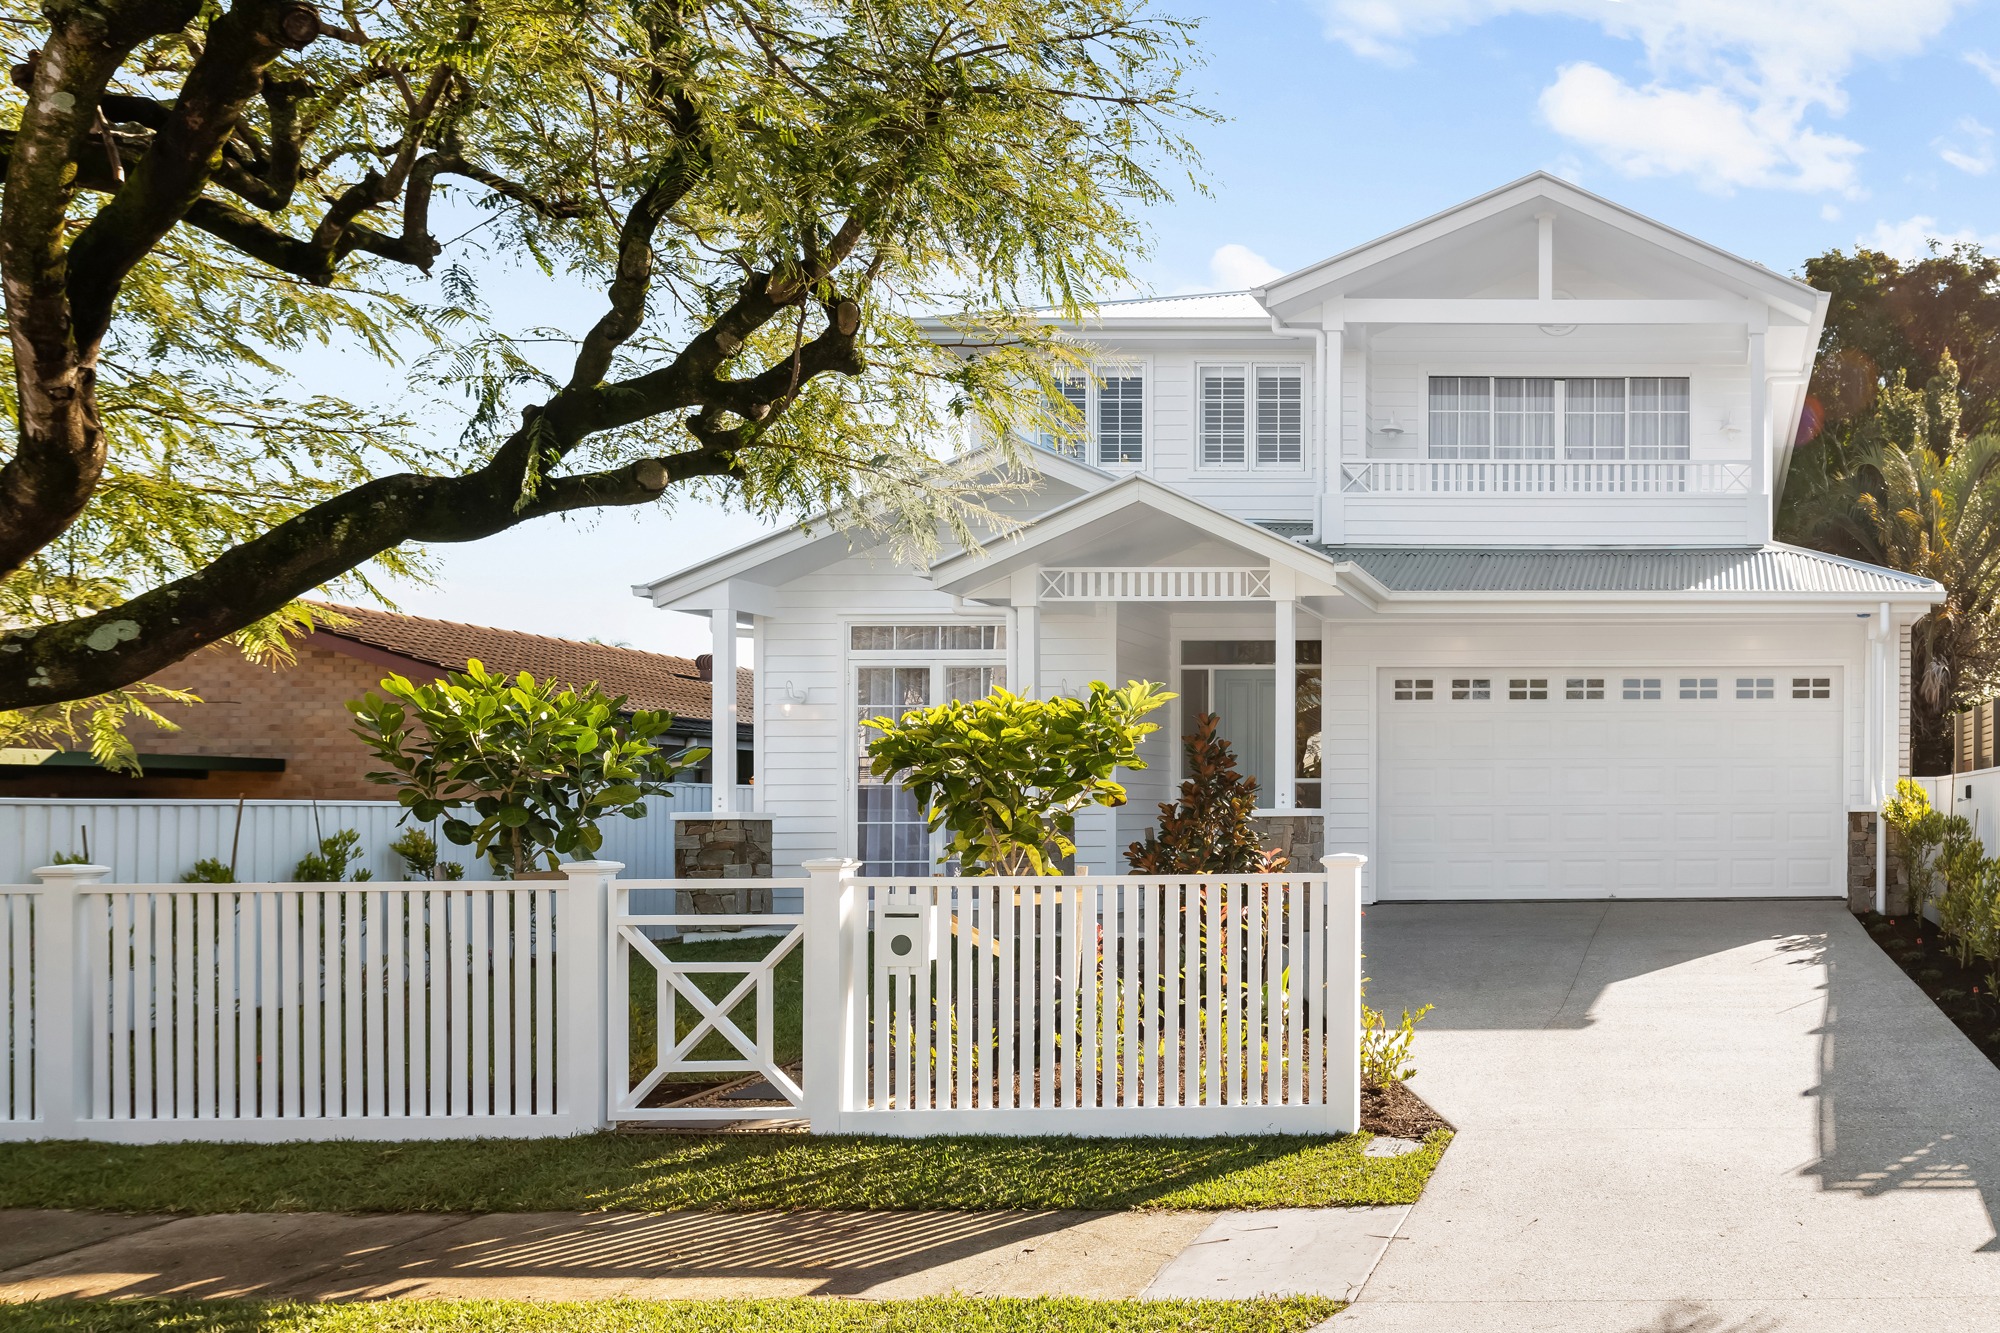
[638,174,1944,906]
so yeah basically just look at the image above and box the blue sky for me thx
[369,0,2000,657]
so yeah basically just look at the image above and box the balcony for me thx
[1340,460,1751,496]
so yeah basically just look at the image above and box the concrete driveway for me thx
[1344,900,2000,1332]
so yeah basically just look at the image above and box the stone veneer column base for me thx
[670,813,774,919]
[1249,815,1325,870]
[1847,811,1909,915]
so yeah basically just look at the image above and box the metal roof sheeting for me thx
[1310,544,1942,597]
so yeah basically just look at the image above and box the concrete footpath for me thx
[0,1203,1407,1303]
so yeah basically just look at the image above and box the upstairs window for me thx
[1024,367,1145,465]
[1199,366,1247,465]
[1427,376,1691,461]
[1428,377,1491,460]
[1257,366,1304,465]
[1198,363,1304,467]
[1097,371,1146,465]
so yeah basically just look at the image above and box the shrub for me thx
[350,660,704,877]
[293,830,373,883]
[863,680,1170,875]
[178,858,235,884]
[1361,1001,1434,1089]
[1126,713,1286,873]
[1883,778,1950,919]
[388,828,465,882]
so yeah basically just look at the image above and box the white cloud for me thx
[1209,243,1284,290]
[1860,215,2000,263]
[1935,116,1994,175]
[1821,203,1842,222]
[1316,0,1970,193]
[1970,50,2000,89]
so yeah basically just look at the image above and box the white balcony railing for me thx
[1341,460,1752,496]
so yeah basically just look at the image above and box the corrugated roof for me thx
[309,602,752,722]
[1084,291,1269,320]
[1310,545,1943,596]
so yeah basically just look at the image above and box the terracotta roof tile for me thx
[309,602,751,723]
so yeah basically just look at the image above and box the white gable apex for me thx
[1258,173,1820,326]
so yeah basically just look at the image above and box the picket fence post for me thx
[32,862,109,1138]
[557,860,620,1134]
[1321,853,1366,1136]
[801,857,861,1133]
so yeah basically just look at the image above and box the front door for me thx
[1214,668,1277,799]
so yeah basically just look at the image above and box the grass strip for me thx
[0,1130,1448,1214]
[0,1297,1342,1333]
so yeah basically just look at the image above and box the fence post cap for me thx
[1320,852,1369,868]
[557,860,625,877]
[802,857,863,876]
[32,863,112,884]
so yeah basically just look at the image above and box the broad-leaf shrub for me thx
[1884,778,2000,992]
[864,680,1170,875]
[350,660,706,877]
[1127,712,1286,873]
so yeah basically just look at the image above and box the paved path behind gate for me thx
[1346,900,2000,1332]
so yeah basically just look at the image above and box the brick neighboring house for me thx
[1,603,751,800]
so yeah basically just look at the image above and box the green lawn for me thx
[0,1128,1448,1214]
[0,1299,1342,1333]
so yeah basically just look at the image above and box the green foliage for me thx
[1360,1002,1434,1090]
[1126,713,1286,873]
[387,827,464,882]
[864,680,1170,875]
[178,858,236,884]
[46,851,88,866]
[0,0,1210,724]
[292,831,373,884]
[350,660,704,876]
[1882,778,2000,994]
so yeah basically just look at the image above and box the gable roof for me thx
[1258,172,1821,320]
[1310,545,1943,600]
[308,602,751,722]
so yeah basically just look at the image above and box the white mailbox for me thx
[876,895,934,977]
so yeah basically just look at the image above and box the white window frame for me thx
[1016,359,1151,468]
[1418,366,1700,462]
[1195,359,1309,471]
[843,619,1010,871]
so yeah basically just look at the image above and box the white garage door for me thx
[1378,671,1843,900]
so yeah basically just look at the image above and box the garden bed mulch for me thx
[1363,1079,1451,1140]
[1858,910,2000,1068]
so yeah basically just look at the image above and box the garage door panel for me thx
[1377,670,1841,900]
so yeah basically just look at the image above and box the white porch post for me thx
[1011,567,1040,698]
[1748,327,1771,545]
[709,598,739,811]
[1319,325,1345,544]
[1273,569,1297,811]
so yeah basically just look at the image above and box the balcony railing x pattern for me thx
[1341,460,1752,496]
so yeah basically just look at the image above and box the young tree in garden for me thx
[0,0,1205,744]
[349,659,706,876]
[1126,712,1285,873]
[864,680,1169,875]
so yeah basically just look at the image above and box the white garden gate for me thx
[3,857,1362,1141]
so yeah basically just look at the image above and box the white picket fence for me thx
[614,857,1364,1137]
[0,787,752,884]
[3,856,1364,1142]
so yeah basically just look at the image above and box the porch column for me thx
[1319,324,1345,543]
[1273,570,1297,812]
[709,598,739,812]
[1748,327,1770,545]
[1011,567,1040,698]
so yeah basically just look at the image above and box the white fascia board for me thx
[1356,588,1944,615]
[1334,298,1760,325]
[918,317,1275,341]
[1259,173,1818,322]
[630,444,1111,607]
[928,475,1344,595]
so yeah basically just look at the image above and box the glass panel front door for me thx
[1214,667,1277,801]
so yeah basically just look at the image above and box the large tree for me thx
[0,0,1201,736]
